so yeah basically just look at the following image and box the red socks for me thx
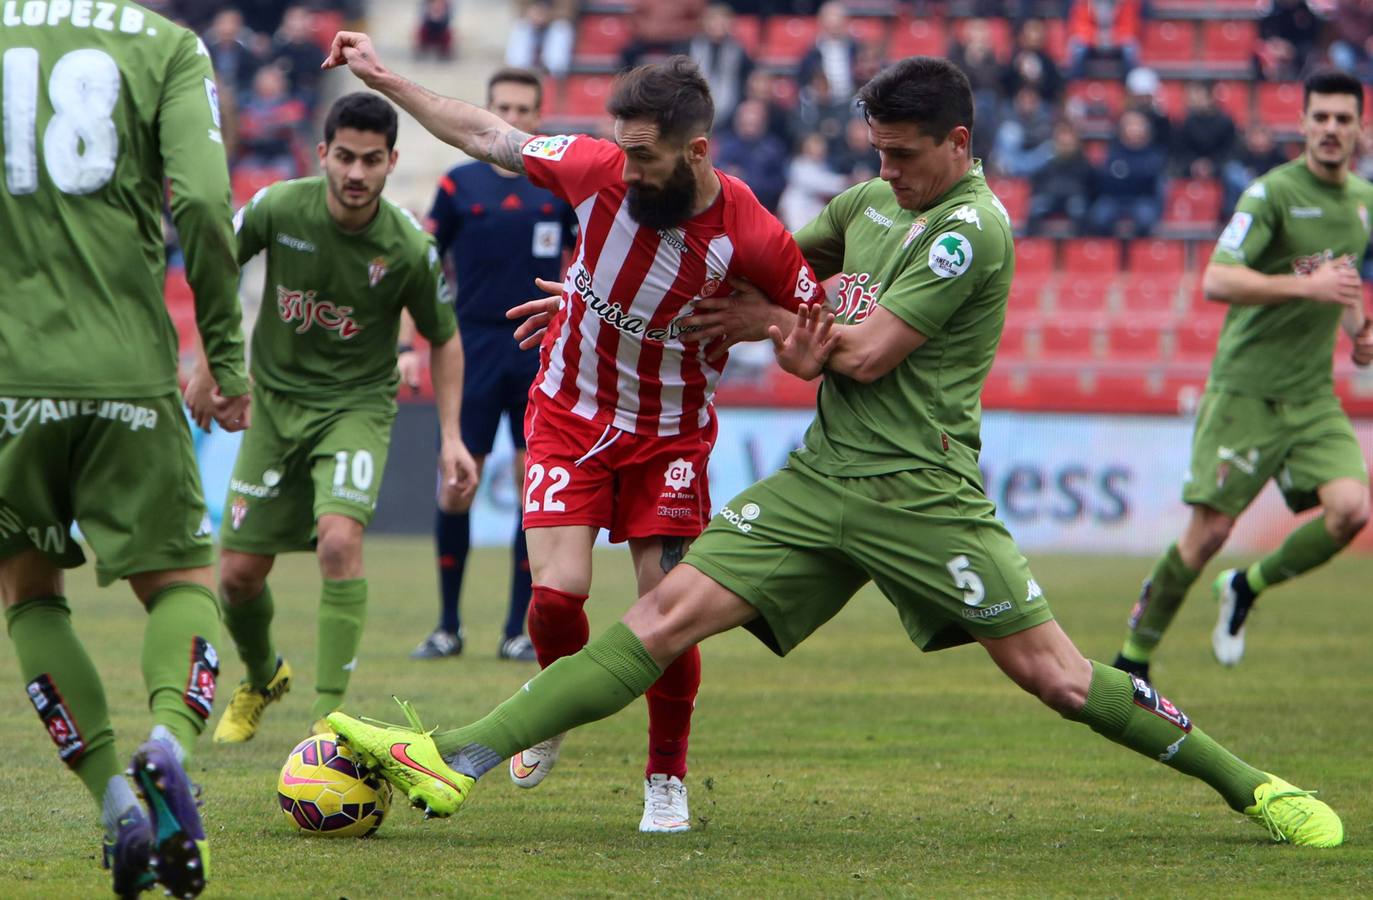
[527,585,590,669]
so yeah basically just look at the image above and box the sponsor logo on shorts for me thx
[961,600,1012,621]
[331,485,372,505]
[230,479,279,499]
[0,398,158,436]
[1130,675,1192,733]
[664,458,696,491]
[230,497,248,530]
[657,505,694,520]
[719,503,760,534]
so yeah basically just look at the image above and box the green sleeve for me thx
[405,241,459,345]
[1212,180,1278,268]
[161,34,247,396]
[232,184,272,265]
[795,184,862,281]
[880,225,1004,337]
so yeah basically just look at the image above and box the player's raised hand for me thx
[1306,256,1364,307]
[212,389,252,433]
[321,32,387,87]
[1353,320,1373,367]
[768,303,839,381]
[508,277,563,350]
[441,438,480,505]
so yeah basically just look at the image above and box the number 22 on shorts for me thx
[525,464,569,513]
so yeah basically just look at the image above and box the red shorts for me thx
[521,398,716,542]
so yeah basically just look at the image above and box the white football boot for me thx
[509,732,566,788]
[1211,568,1250,667]
[639,774,690,833]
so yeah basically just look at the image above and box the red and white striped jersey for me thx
[521,133,819,437]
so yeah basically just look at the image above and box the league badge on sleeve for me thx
[522,135,578,162]
[927,232,973,278]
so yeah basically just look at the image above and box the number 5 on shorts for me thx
[946,554,985,606]
[525,464,570,513]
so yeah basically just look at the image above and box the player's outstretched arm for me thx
[768,303,839,380]
[508,278,564,350]
[430,336,479,502]
[323,32,531,173]
[682,277,800,360]
[1202,257,1363,308]
[808,306,928,384]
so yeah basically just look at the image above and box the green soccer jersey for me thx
[234,177,458,411]
[1209,158,1373,400]
[0,2,246,398]
[792,162,1014,484]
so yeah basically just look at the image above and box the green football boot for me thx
[1245,774,1344,847]
[327,699,472,818]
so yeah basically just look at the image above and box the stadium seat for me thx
[1008,272,1049,315]
[888,18,948,58]
[998,319,1032,359]
[1039,321,1099,358]
[574,15,631,62]
[1119,273,1184,323]
[760,15,818,65]
[1174,318,1222,360]
[1015,237,1056,276]
[733,15,762,55]
[307,10,344,53]
[1062,237,1121,274]
[1052,273,1115,318]
[1092,369,1158,408]
[1201,20,1257,66]
[1162,179,1223,233]
[953,18,1012,59]
[232,165,292,206]
[980,364,1021,407]
[987,176,1029,230]
[769,77,799,109]
[560,74,614,117]
[1213,81,1251,129]
[1107,322,1166,360]
[1042,19,1069,65]
[1023,369,1089,408]
[1066,80,1125,121]
[1258,82,1305,130]
[1127,238,1186,273]
[1141,21,1197,68]
[847,16,886,46]
[1158,80,1187,120]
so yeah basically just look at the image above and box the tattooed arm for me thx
[323,31,530,173]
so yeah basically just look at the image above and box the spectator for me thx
[950,19,1009,161]
[791,69,850,150]
[1087,109,1168,236]
[715,99,789,211]
[1257,0,1322,81]
[1329,0,1373,77]
[1123,66,1171,150]
[829,114,880,182]
[689,4,754,128]
[742,69,794,146]
[993,87,1057,178]
[203,8,261,95]
[1029,123,1094,235]
[1066,0,1141,78]
[798,1,861,102]
[506,0,574,78]
[234,64,310,173]
[619,0,706,70]
[1221,125,1290,213]
[273,6,322,101]
[1003,19,1064,103]
[1172,81,1237,179]
[779,133,849,231]
[415,0,455,60]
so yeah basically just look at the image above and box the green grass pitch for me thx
[1,540,1370,897]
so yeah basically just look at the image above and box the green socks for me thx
[434,623,663,777]
[1069,661,1265,811]
[1248,515,1344,595]
[313,578,367,720]
[5,596,120,807]
[221,583,279,689]
[142,583,221,762]
[1120,543,1199,663]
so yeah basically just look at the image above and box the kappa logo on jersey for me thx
[864,206,894,228]
[369,257,389,288]
[946,206,983,231]
[277,286,362,339]
[928,232,973,279]
[794,265,818,303]
[664,458,696,491]
[523,134,578,161]
[833,272,882,323]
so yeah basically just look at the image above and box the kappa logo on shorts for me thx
[664,458,696,491]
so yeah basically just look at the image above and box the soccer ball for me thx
[277,733,391,837]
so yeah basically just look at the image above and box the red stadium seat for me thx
[760,15,818,64]
[1062,237,1122,273]
[560,74,614,117]
[1127,238,1186,273]
[980,364,1021,407]
[847,16,886,46]
[231,165,291,207]
[1015,237,1056,276]
[1042,20,1069,64]
[1188,279,1230,319]
[1119,274,1183,322]
[1141,21,1196,67]
[888,18,947,58]
[733,15,762,55]
[1066,80,1125,121]
[987,176,1029,230]
[1163,179,1223,231]
[1107,322,1166,360]
[1053,273,1115,316]
[999,319,1033,359]
[1158,80,1187,120]
[953,19,1012,59]
[308,11,344,53]
[1258,82,1305,130]
[1213,81,1251,129]
[575,15,631,60]
[1173,318,1222,359]
[1023,369,1090,408]
[1092,369,1157,407]
[1039,321,1099,358]
[1201,20,1257,65]
[1008,272,1049,317]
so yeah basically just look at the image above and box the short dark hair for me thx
[487,67,543,109]
[1304,68,1364,115]
[606,56,714,143]
[324,92,399,149]
[856,57,974,142]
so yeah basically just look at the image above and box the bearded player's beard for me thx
[626,157,698,230]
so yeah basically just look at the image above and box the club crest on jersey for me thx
[369,257,389,288]
[902,217,928,249]
[230,497,248,531]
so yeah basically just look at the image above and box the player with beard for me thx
[323,34,819,832]
[1113,69,1373,681]
[187,93,479,741]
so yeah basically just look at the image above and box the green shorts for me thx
[0,395,212,586]
[220,386,395,554]
[683,458,1054,656]
[1183,390,1368,517]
